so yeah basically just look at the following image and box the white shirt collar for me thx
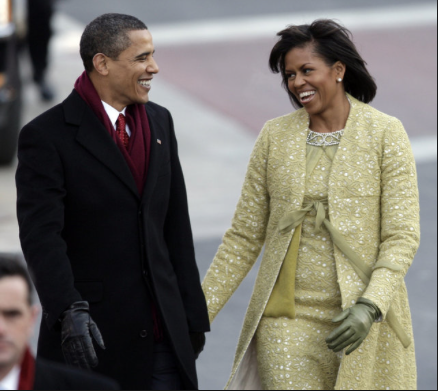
[0,366,20,390]
[101,101,127,129]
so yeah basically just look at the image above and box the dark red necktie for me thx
[116,113,129,149]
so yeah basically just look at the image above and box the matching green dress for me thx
[257,130,344,390]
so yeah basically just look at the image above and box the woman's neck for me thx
[309,94,351,133]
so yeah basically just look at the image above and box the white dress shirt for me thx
[101,101,132,137]
[0,366,20,390]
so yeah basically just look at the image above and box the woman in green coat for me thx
[202,19,420,390]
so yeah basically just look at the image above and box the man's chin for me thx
[138,94,150,104]
[129,95,149,106]
[0,351,19,369]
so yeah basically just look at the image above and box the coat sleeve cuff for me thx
[361,292,388,320]
[43,292,83,330]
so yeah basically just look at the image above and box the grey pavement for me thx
[0,1,436,389]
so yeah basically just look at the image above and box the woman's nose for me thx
[294,73,306,89]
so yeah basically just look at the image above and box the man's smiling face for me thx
[105,29,159,111]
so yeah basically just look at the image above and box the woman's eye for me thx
[303,69,312,74]
[287,74,296,80]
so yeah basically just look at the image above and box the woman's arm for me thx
[202,123,271,324]
[362,118,421,318]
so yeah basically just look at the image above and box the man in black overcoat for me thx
[16,13,210,390]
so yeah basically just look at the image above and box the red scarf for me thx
[18,348,35,390]
[74,71,151,195]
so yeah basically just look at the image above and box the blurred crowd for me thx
[26,0,55,101]
[0,0,55,101]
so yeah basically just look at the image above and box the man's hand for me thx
[326,298,381,356]
[190,332,206,360]
[61,301,106,369]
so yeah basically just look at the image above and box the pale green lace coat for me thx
[202,96,420,390]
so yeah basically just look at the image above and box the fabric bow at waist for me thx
[277,201,411,349]
[279,201,328,234]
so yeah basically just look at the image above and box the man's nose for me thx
[148,58,160,74]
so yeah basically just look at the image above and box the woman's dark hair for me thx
[269,19,377,108]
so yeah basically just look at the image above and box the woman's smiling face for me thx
[284,45,345,117]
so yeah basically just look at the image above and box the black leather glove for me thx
[61,301,105,369]
[190,332,206,360]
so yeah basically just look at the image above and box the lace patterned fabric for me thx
[257,318,343,390]
[257,144,343,390]
[202,95,419,390]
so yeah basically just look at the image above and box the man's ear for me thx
[93,53,110,76]
[30,305,39,326]
[27,304,40,338]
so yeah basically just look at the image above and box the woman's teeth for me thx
[300,91,316,102]
[138,80,152,87]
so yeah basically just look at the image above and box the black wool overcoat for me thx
[34,359,120,390]
[16,90,210,390]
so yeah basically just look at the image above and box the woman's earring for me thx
[337,78,343,83]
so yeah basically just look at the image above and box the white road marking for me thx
[53,3,437,51]
[151,2,437,46]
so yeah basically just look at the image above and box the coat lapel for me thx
[328,94,361,201]
[288,109,309,205]
[328,96,366,311]
[141,103,163,205]
[64,91,140,199]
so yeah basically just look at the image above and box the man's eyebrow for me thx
[0,309,23,316]
[134,50,155,59]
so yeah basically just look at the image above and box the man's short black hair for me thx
[0,256,33,305]
[80,13,148,73]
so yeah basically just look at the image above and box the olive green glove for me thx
[326,298,381,356]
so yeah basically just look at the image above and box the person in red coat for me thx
[0,256,119,390]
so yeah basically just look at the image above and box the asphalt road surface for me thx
[0,0,435,389]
